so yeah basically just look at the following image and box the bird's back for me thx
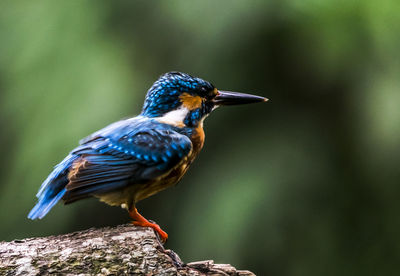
[28,116,199,219]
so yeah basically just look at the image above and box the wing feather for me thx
[63,118,192,201]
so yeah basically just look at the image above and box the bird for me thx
[28,71,267,242]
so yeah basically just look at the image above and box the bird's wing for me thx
[63,118,192,203]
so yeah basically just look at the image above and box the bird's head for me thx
[141,72,267,127]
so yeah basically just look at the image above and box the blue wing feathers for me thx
[28,117,192,219]
[35,154,76,198]
[28,188,67,220]
[28,154,78,219]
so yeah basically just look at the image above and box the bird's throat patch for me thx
[179,93,202,110]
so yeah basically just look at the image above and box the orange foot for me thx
[129,207,168,243]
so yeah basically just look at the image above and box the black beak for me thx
[214,90,268,106]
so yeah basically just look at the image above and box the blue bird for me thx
[28,72,267,241]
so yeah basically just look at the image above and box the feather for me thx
[28,154,77,219]
[28,116,193,219]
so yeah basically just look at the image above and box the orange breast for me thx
[189,125,205,158]
[134,126,205,203]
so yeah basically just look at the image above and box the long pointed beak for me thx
[214,90,268,106]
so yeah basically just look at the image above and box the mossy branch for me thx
[0,224,254,275]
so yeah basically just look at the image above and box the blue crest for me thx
[141,72,214,117]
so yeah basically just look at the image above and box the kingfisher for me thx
[28,72,267,242]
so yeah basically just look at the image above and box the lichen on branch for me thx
[0,224,254,275]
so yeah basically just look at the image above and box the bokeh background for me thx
[1,1,399,275]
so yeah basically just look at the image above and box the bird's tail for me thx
[28,154,77,220]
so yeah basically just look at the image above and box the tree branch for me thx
[0,224,254,275]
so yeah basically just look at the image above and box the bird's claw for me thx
[132,220,168,243]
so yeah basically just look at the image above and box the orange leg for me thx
[129,207,168,242]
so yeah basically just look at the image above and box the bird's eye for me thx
[198,85,217,100]
[207,88,218,99]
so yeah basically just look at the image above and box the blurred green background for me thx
[1,1,399,275]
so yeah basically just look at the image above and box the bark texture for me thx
[0,224,254,275]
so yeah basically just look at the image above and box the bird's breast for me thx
[189,125,205,157]
[134,126,205,202]
[134,159,190,202]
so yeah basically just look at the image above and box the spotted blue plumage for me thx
[28,71,266,223]
[142,72,214,117]
[28,117,192,219]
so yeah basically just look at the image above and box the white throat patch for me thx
[155,106,189,127]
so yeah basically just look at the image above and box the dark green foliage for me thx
[0,1,399,275]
